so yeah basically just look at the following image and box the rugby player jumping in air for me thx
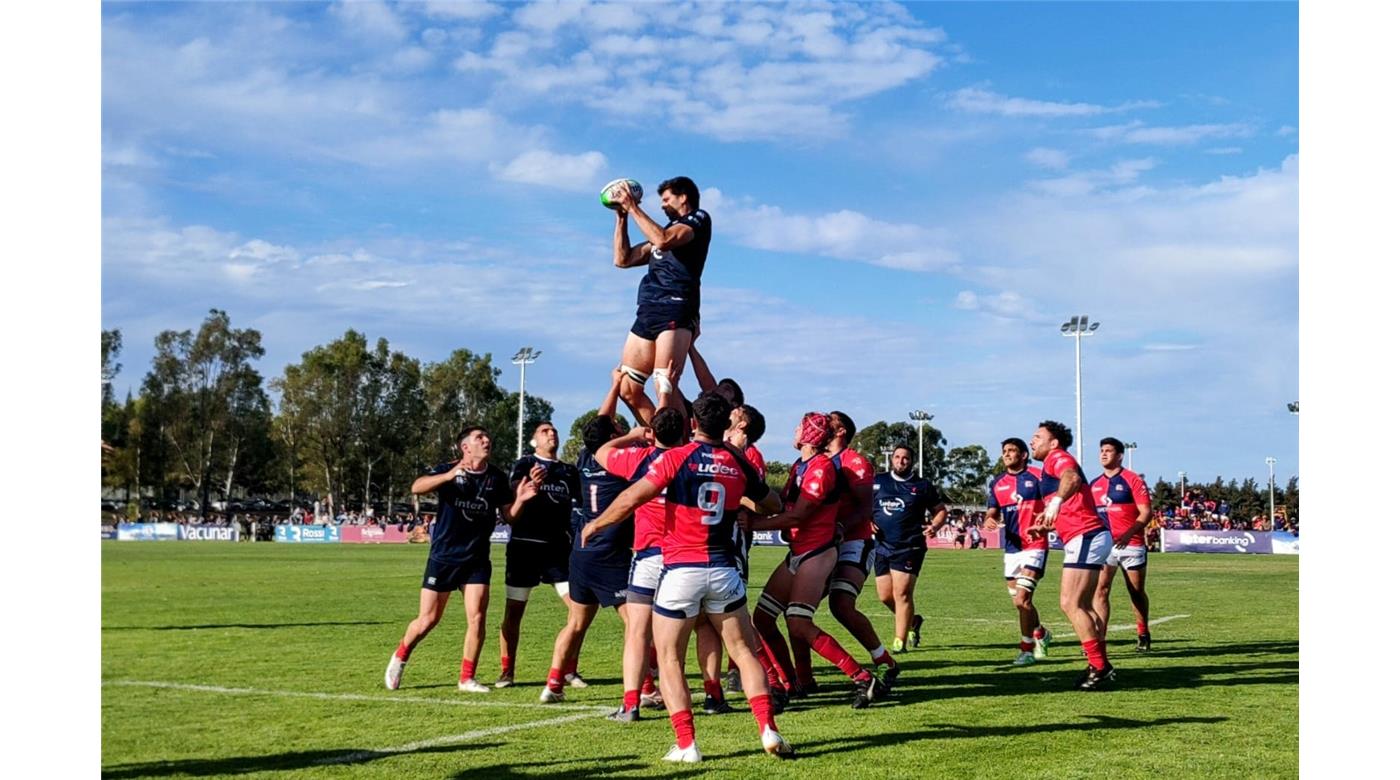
[609,176,711,425]
[580,393,792,763]
[983,437,1052,666]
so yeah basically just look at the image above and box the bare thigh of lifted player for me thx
[617,327,692,425]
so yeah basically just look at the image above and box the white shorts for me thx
[627,551,664,602]
[836,538,876,574]
[1003,548,1048,579]
[1062,530,1111,569]
[653,566,747,620]
[1105,544,1148,571]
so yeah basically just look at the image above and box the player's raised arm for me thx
[689,344,717,394]
[613,204,651,268]
[580,478,661,545]
[499,476,540,525]
[597,427,651,469]
[749,492,819,531]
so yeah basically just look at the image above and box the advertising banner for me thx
[1270,531,1300,555]
[490,525,511,544]
[274,524,342,544]
[341,526,411,544]
[101,525,117,540]
[1161,529,1272,554]
[752,530,784,546]
[117,523,180,541]
[179,525,240,542]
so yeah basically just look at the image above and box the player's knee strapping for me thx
[784,602,817,622]
[756,592,786,619]
[830,578,862,599]
[619,365,648,385]
[651,367,673,395]
[554,581,570,599]
[505,585,532,602]
[1014,575,1038,594]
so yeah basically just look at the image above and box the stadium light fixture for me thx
[1287,401,1299,415]
[908,409,933,479]
[1060,315,1099,463]
[879,442,895,472]
[1178,470,1187,501]
[512,347,542,457]
[1124,441,1138,471]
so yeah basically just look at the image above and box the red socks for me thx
[1019,637,1035,652]
[394,643,411,662]
[703,679,724,701]
[562,657,578,678]
[871,647,896,668]
[811,630,865,681]
[500,655,513,675]
[546,667,564,693]
[670,711,696,749]
[1137,621,1149,635]
[459,659,476,682]
[748,694,777,732]
[1083,639,1109,670]
[641,673,658,695]
[622,689,640,711]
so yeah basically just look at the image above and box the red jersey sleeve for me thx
[745,445,765,474]
[605,445,650,479]
[643,444,691,488]
[800,459,836,503]
[843,452,875,488]
[1043,449,1075,479]
[1126,470,1151,507]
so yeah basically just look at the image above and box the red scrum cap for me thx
[798,412,832,448]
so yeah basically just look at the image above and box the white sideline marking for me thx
[1107,614,1189,632]
[104,680,608,712]
[318,710,606,765]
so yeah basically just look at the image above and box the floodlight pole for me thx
[1266,457,1277,531]
[880,443,894,472]
[909,410,932,479]
[1125,441,1138,471]
[512,347,541,458]
[1060,315,1099,463]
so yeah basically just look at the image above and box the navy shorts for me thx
[630,301,698,341]
[874,546,927,578]
[505,540,570,589]
[569,554,629,608]
[422,557,491,592]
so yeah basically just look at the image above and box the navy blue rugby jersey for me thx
[872,472,944,550]
[508,454,581,546]
[636,209,711,311]
[572,449,634,567]
[425,462,513,564]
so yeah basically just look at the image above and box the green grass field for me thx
[102,542,1298,778]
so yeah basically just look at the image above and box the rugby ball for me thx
[600,178,643,210]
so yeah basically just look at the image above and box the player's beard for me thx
[662,205,678,221]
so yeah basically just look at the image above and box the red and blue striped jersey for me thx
[987,467,1048,553]
[1090,469,1151,546]
[643,441,769,567]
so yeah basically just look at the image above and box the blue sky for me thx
[100,0,1299,486]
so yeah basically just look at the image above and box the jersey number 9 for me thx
[697,482,727,526]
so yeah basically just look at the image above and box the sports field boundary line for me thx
[103,680,610,712]
[315,710,608,766]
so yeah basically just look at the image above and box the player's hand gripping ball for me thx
[600,178,643,211]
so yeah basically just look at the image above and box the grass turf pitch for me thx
[102,542,1298,778]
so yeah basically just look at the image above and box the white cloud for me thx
[713,196,961,272]
[948,87,1158,118]
[1089,120,1254,145]
[1276,125,1297,137]
[329,0,408,42]
[1025,147,1070,170]
[953,290,1039,321]
[1204,147,1244,155]
[492,149,608,190]
[420,1,501,21]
